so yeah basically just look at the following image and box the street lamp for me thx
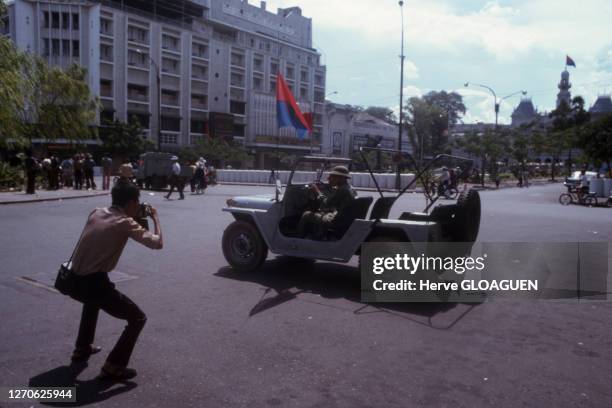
[396,0,405,190]
[325,90,339,99]
[137,49,161,151]
[464,82,527,128]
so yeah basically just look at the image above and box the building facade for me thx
[4,0,325,166]
[322,103,411,159]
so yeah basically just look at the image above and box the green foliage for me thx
[184,137,253,167]
[455,128,509,185]
[404,91,465,159]
[0,37,29,148]
[364,106,397,124]
[576,113,612,176]
[0,161,24,189]
[100,118,154,157]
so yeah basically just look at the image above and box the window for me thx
[253,76,263,91]
[192,64,208,79]
[270,78,276,93]
[51,12,60,29]
[300,69,309,82]
[100,79,113,97]
[52,39,60,56]
[315,73,324,86]
[100,110,114,124]
[314,90,324,103]
[231,52,244,67]
[300,86,308,99]
[161,116,181,132]
[191,119,208,134]
[286,64,294,79]
[270,60,278,75]
[61,12,69,29]
[162,34,179,51]
[127,84,148,101]
[42,39,50,56]
[233,123,245,137]
[43,11,49,28]
[72,13,79,30]
[101,44,113,61]
[100,18,112,35]
[191,94,208,109]
[72,40,80,58]
[161,89,180,106]
[62,39,70,56]
[128,50,147,67]
[128,112,149,128]
[230,72,244,87]
[128,26,148,43]
[253,55,263,72]
[162,57,179,74]
[192,42,208,58]
[229,100,246,115]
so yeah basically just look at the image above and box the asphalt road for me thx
[0,183,610,407]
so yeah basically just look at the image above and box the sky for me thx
[265,0,612,124]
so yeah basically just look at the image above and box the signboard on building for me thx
[209,112,235,141]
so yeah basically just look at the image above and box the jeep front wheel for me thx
[222,220,268,272]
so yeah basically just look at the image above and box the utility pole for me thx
[396,0,405,190]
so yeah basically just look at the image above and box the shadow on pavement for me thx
[29,361,137,406]
[215,257,481,329]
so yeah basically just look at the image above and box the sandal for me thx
[98,364,137,381]
[71,345,102,362]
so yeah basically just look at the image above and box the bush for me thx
[0,161,24,190]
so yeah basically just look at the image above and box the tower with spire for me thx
[556,69,572,107]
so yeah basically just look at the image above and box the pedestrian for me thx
[24,149,38,194]
[189,161,197,193]
[61,157,74,188]
[68,180,163,380]
[42,157,52,190]
[194,161,207,193]
[74,154,84,190]
[50,156,61,190]
[84,153,96,190]
[118,159,134,181]
[165,156,184,200]
[101,154,113,190]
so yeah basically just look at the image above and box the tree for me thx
[404,96,451,161]
[187,137,252,167]
[21,61,99,142]
[422,90,466,126]
[577,113,612,176]
[547,96,591,179]
[454,128,508,186]
[364,106,397,124]
[0,6,30,148]
[100,118,154,157]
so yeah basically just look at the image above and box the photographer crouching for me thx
[68,180,163,380]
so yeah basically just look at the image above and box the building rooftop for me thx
[589,95,612,114]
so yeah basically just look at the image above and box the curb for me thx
[0,191,109,205]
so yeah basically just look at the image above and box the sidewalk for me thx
[0,176,109,205]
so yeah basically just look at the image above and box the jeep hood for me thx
[226,194,276,210]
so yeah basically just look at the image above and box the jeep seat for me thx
[329,196,373,238]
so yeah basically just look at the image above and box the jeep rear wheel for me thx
[222,220,268,272]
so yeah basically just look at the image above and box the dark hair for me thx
[111,181,140,207]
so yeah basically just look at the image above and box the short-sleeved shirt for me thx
[72,207,162,276]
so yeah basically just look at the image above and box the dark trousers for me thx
[165,176,184,199]
[74,170,83,190]
[72,273,146,368]
[84,169,96,189]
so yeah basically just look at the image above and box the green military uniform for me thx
[298,168,357,239]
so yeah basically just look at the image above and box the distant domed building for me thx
[589,94,612,120]
[511,98,540,127]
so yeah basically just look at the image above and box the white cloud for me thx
[266,0,612,59]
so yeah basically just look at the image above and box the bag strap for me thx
[68,209,96,262]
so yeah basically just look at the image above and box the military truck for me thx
[136,152,190,190]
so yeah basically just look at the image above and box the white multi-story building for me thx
[3,0,325,166]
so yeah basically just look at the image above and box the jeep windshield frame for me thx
[358,147,474,211]
[287,156,353,186]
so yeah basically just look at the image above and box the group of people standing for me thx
[20,151,114,194]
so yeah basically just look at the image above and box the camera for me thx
[136,202,153,230]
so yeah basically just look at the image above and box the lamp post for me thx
[137,49,161,151]
[325,90,338,99]
[396,0,405,190]
[464,82,526,129]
